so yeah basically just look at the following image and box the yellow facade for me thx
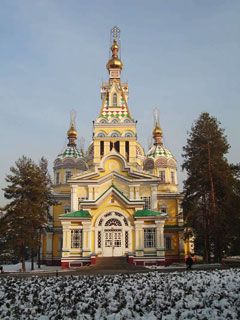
[41,28,185,267]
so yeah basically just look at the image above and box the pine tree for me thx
[182,112,240,262]
[2,156,55,271]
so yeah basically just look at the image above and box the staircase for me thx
[94,257,145,271]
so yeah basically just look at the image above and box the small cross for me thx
[111,26,120,42]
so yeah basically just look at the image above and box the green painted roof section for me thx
[61,210,91,218]
[135,209,164,217]
[57,146,83,159]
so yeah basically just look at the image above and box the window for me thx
[165,236,172,250]
[125,141,129,161]
[65,171,72,183]
[160,206,167,213]
[97,132,106,137]
[113,93,117,106]
[141,197,151,210]
[114,141,120,152]
[98,231,101,248]
[100,141,104,156]
[111,132,120,137]
[71,230,82,248]
[159,171,165,182]
[144,228,156,248]
[125,132,133,137]
[56,172,60,184]
[125,231,129,248]
[64,206,70,213]
[105,218,122,226]
[171,171,175,184]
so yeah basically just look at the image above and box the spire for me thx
[67,110,77,147]
[106,26,123,79]
[152,108,163,145]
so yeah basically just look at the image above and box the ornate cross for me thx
[111,26,120,42]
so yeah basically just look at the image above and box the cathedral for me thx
[41,27,187,268]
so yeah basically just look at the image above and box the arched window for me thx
[99,119,107,123]
[97,132,106,137]
[105,218,122,226]
[111,131,120,137]
[113,93,117,107]
[125,131,134,137]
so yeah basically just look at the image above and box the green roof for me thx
[60,210,91,218]
[135,209,164,217]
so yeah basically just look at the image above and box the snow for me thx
[1,262,61,273]
[0,269,240,319]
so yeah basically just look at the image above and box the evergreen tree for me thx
[182,112,240,262]
[2,156,55,271]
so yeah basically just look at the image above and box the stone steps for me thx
[94,257,145,270]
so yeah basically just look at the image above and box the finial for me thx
[152,108,163,145]
[67,110,77,146]
[106,26,123,75]
[111,26,121,43]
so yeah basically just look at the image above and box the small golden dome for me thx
[111,41,119,51]
[153,125,162,137]
[67,124,77,138]
[106,57,123,70]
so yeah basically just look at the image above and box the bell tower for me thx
[90,27,144,168]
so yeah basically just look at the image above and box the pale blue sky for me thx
[1,0,240,205]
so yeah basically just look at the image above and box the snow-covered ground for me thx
[0,269,240,319]
[1,262,61,273]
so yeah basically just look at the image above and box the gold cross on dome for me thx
[111,26,120,42]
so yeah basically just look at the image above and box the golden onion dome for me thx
[106,57,123,70]
[152,125,163,137]
[67,124,77,138]
[106,39,123,71]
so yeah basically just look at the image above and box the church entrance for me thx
[95,211,132,257]
[103,228,123,257]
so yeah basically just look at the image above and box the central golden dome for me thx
[106,40,123,71]
[107,57,123,70]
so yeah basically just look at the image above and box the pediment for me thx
[80,185,144,209]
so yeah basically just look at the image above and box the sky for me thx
[0,0,239,205]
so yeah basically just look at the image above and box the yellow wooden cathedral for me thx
[41,27,185,268]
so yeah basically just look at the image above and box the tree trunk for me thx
[20,242,26,272]
[37,230,41,269]
[31,248,34,270]
[203,196,211,263]
[207,143,219,262]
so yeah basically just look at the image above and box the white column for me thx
[134,221,144,256]
[156,221,165,256]
[129,186,134,200]
[82,221,92,256]
[71,185,78,211]
[92,185,98,200]
[151,184,158,210]
[88,186,93,200]
[61,221,71,258]
[133,185,140,199]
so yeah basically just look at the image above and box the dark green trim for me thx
[60,210,91,218]
[135,209,165,217]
